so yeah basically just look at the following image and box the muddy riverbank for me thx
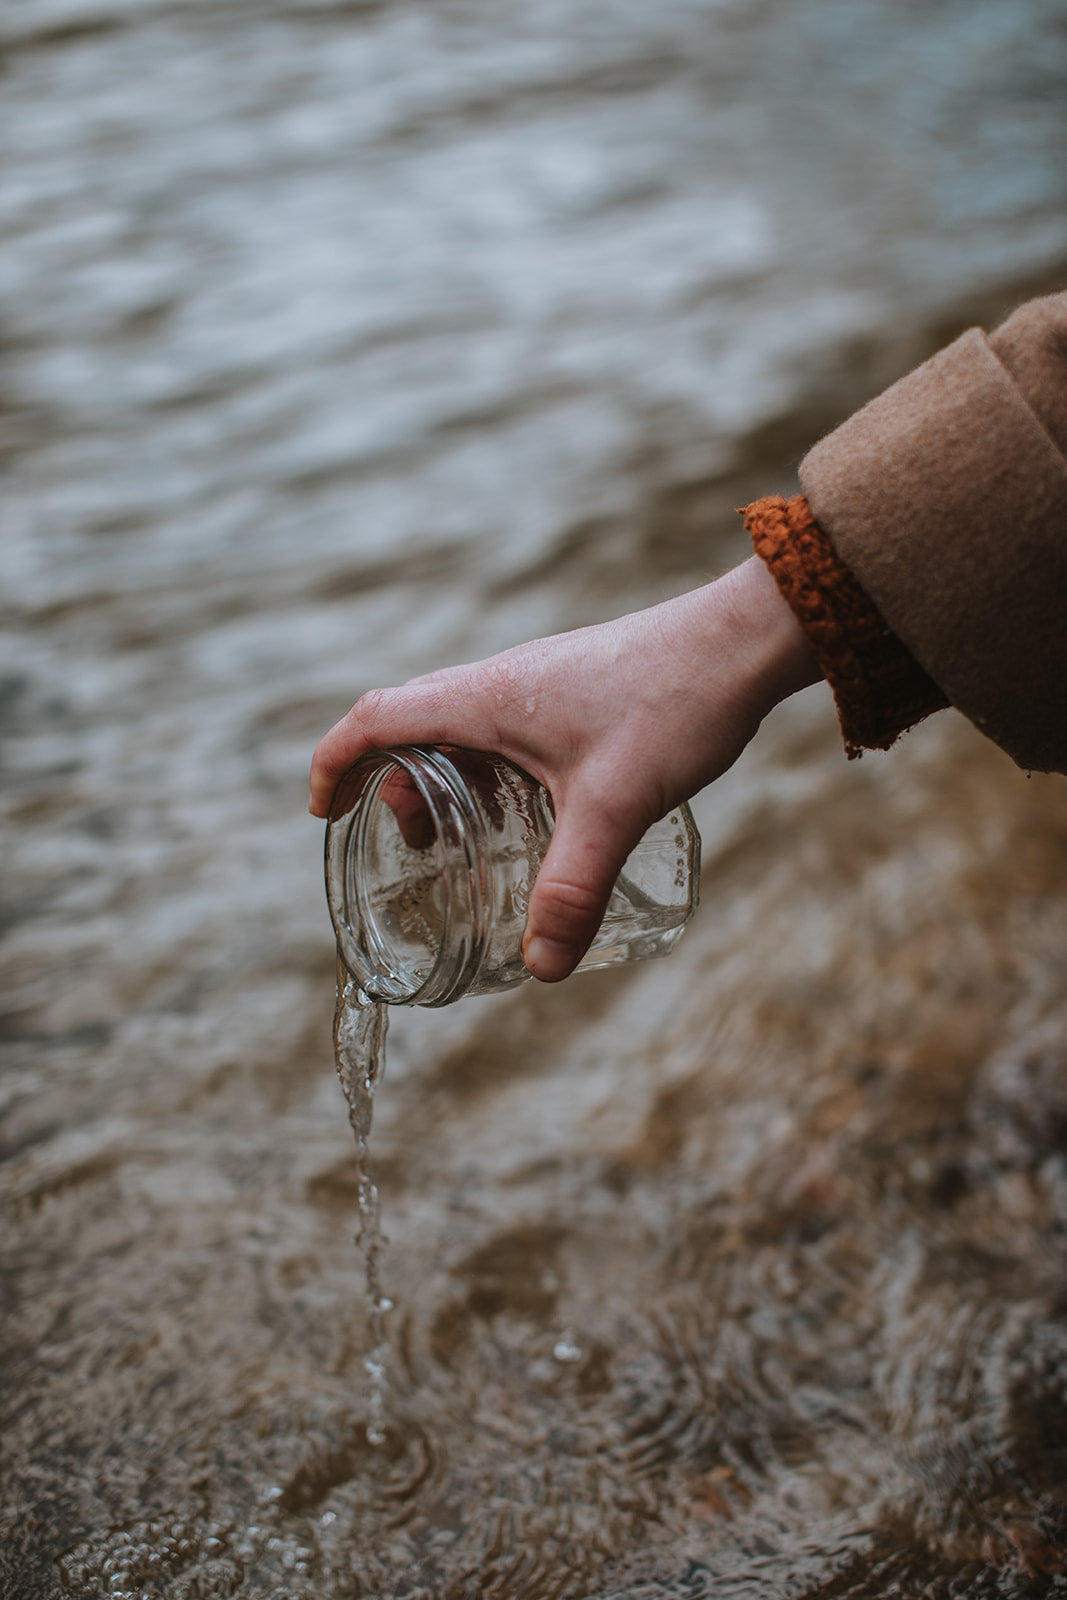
[3,1,1067,1594]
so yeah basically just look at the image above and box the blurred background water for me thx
[3,0,1067,1595]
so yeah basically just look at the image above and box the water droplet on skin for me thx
[553,1338,583,1363]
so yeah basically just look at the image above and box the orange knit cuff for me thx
[743,494,948,759]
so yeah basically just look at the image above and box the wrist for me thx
[714,555,823,719]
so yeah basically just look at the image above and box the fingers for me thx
[379,766,436,850]
[310,691,385,817]
[521,795,640,983]
[309,646,552,816]
[309,681,456,817]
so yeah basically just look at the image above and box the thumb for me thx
[522,801,638,983]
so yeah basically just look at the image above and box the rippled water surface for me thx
[4,0,1067,1595]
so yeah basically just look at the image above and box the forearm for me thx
[688,555,822,723]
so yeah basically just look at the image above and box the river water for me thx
[3,1,1067,1595]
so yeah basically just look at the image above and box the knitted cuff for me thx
[743,494,948,759]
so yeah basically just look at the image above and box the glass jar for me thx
[325,745,700,1007]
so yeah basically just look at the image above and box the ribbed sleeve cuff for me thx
[744,494,948,759]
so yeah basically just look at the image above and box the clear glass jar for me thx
[325,746,700,1007]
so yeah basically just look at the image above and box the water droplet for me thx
[553,1338,583,1363]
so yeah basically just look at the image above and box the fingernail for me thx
[523,935,577,983]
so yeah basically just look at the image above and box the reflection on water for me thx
[2,0,1067,1594]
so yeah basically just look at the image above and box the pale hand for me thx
[309,556,819,981]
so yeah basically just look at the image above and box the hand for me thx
[310,556,819,981]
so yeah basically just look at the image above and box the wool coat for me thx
[799,291,1067,776]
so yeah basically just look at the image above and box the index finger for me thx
[309,689,397,817]
[309,679,476,816]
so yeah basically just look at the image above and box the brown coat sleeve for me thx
[799,292,1067,776]
[745,493,947,757]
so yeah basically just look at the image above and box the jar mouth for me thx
[325,746,489,1005]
